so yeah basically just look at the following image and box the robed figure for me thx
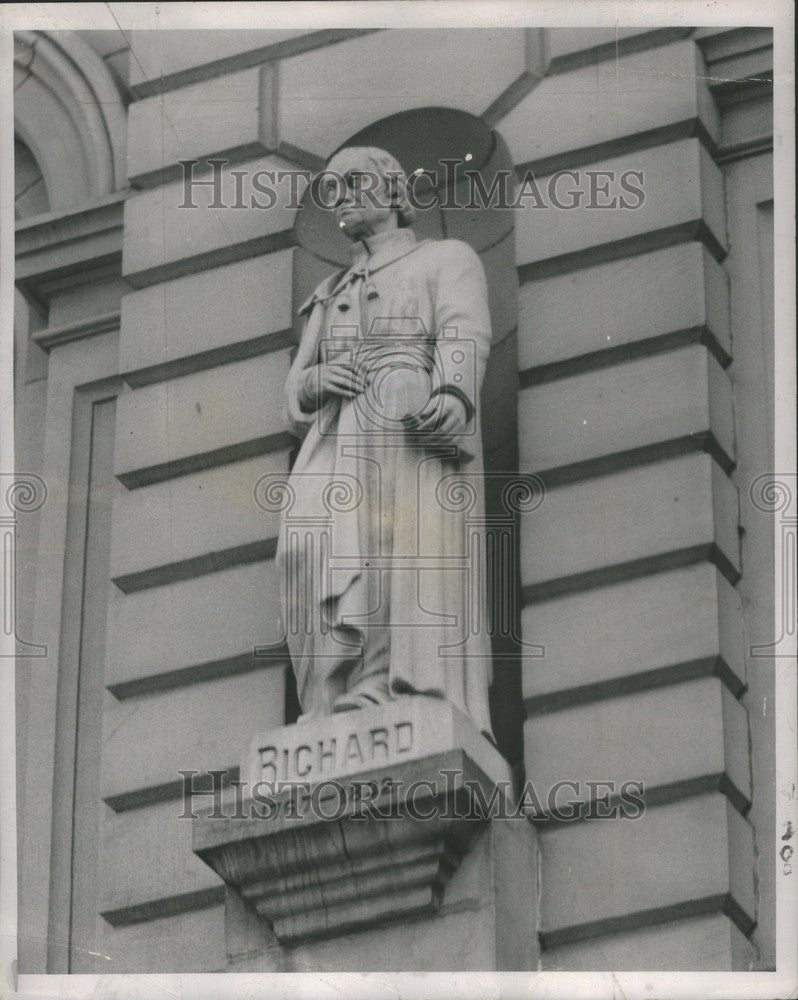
[276,147,494,740]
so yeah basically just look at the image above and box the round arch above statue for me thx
[293,107,515,268]
[14,30,127,215]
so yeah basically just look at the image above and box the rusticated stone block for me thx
[524,675,751,815]
[102,798,222,918]
[520,452,740,596]
[522,563,746,706]
[502,39,720,170]
[109,451,290,581]
[122,153,298,284]
[127,66,277,185]
[515,139,727,273]
[119,249,294,383]
[102,667,285,804]
[127,29,310,88]
[101,904,226,973]
[517,242,731,373]
[538,792,755,946]
[541,912,753,971]
[546,27,691,66]
[518,343,734,474]
[105,560,284,690]
[113,352,292,488]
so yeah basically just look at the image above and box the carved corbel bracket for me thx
[193,702,513,946]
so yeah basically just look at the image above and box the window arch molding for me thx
[14,30,127,213]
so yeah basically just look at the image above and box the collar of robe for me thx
[298,227,427,316]
[349,227,417,266]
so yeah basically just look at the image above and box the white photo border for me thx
[0,3,794,998]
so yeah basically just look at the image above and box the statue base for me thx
[192,700,538,969]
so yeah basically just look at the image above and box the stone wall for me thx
[13,26,774,973]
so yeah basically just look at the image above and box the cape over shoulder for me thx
[296,268,349,317]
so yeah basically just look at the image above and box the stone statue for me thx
[277,146,494,740]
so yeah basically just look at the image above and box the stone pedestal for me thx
[192,700,538,970]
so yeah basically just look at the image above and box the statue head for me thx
[321,146,416,240]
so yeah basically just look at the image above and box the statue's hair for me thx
[325,146,417,227]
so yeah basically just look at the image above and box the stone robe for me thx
[277,227,494,738]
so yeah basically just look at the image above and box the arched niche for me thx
[14,30,127,215]
[290,108,525,767]
[293,107,519,450]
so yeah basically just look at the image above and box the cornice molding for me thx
[15,191,127,305]
[695,26,773,109]
[32,311,121,353]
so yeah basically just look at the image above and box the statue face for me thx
[323,150,396,240]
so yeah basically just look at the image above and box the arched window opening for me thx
[14,136,50,220]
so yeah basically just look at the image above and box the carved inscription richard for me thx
[258,720,414,784]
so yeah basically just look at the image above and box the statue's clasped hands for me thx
[301,358,468,448]
[299,360,368,410]
[402,393,469,448]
